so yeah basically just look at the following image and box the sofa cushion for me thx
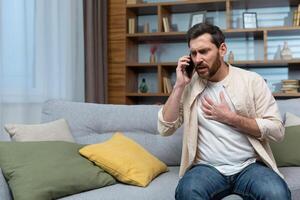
[57,166,300,200]
[270,112,300,167]
[285,112,300,127]
[0,141,116,200]
[55,167,250,200]
[270,125,300,167]
[280,167,300,200]
[59,166,180,200]
[4,119,74,142]
[80,132,168,187]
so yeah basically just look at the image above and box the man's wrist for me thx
[228,112,239,126]
[173,82,186,91]
[172,83,185,97]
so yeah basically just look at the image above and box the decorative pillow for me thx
[270,125,300,167]
[4,119,75,142]
[79,132,168,187]
[285,112,300,127]
[0,141,116,200]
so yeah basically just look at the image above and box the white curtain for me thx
[0,0,84,139]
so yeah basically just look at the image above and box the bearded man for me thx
[157,23,291,200]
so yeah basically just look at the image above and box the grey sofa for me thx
[0,98,300,200]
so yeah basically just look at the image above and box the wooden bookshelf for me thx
[124,0,300,104]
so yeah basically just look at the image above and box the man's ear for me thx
[219,43,227,57]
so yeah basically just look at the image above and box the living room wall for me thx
[108,0,126,104]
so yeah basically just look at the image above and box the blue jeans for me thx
[175,162,291,200]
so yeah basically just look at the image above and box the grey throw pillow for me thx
[4,119,75,142]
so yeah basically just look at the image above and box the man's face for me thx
[189,33,223,80]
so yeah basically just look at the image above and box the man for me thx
[157,23,291,200]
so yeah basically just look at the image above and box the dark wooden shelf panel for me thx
[126,92,300,98]
[126,93,169,97]
[126,0,226,7]
[160,0,226,13]
[126,0,226,15]
[126,63,158,67]
[273,93,300,98]
[126,32,186,42]
[126,4,157,15]
[230,0,299,9]
[127,26,300,41]
[233,59,300,67]
[126,60,300,67]
[126,62,178,66]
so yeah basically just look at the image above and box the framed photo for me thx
[243,12,258,29]
[189,11,206,28]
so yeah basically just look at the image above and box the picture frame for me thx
[189,11,206,28]
[243,12,258,29]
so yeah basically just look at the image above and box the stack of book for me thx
[163,76,172,94]
[281,80,300,93]
[128,18,136,34]
[293,4,300,26]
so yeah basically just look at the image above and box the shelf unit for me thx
[125,0,300,104]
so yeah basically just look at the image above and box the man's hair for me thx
[187,23,225,48]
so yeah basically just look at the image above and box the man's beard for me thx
[196,54,221,80]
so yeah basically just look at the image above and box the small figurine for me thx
[139,78,149,93]
[281,41,293,60]
[149,45,158,63]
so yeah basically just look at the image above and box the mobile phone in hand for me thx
[185,54,195,78]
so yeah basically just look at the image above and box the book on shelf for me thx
[280,80,299,94]
[127,0,143,5]
[162,17,171,32]
[163,76,173,94]
[127,0,135,4]
[163,77,167,93]
[296,4,300,26]
[293,11,298,26]
[128,18,136,34]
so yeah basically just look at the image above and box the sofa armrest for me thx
[0,168,12,200]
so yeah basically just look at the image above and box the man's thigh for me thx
[233,162,291,200]
[175,164,231,200]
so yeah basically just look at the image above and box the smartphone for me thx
[185,54,195,78]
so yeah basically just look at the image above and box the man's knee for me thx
[256,181,291,200]
[175,177,208,200]
[175,178,193,200]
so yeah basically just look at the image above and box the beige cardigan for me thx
[157,65,285,178]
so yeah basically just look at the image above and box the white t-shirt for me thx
[194,77,257,176]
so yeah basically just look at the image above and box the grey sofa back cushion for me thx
[276,98,300,121]
[41,100,183,166]
[40,98,300,166]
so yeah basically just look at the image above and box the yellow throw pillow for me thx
[79,132,168,187]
